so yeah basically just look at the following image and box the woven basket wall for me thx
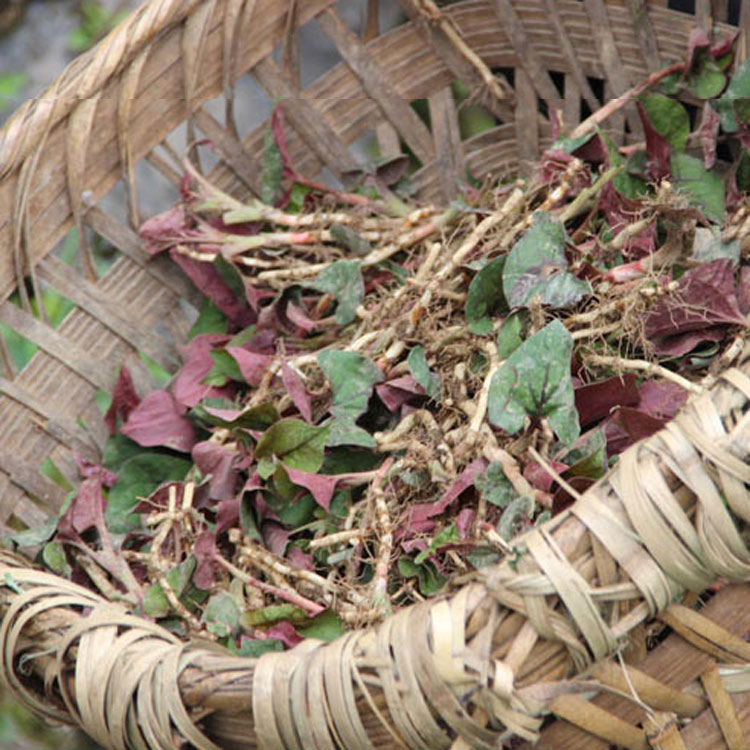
[0,2,749,750]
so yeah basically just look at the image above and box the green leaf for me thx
[255,418,329,472]
[102,433,143,471]
[550,132,596,154]
[202,592,241,638]
[298,609,346,641]
[638,93,690,150]
[488,320,580,445]
[229,637,284,658]
[317,351,383,447]
[214,255,248,305]
[188,297,228,339]
[309,260,364,325]
[39,458,74,492]
[191,399,280,431]
[41,542,71,578]
[265,491,317,527]
[261,126,284,205]
[475,462,516,508]
[502,212,590,309]
[143,583,172,618]
[690,227,740,265]
[414,523,460,565]
[407,346,441,401]
[671,152,725,224]
[242,603,307,628]
[6,516,59,548]
[330,224,371,257]
[601,134,648,199]
[737,150,750,193]
[205,349,244,387]
[106,454,191,533]
[397,556,447,596]
[497,495,535,541]
[687,58,726,100]
[714,59,750,132]
[465,256,508,334]
[496,311,526,360]
[564,429,607,480]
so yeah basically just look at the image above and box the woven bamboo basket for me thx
[1,1,750,749]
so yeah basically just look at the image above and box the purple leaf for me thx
[375,375,426,412]
[698,105,720,169]
[227,347,273,386]
[287,546,313,571]
[407,459,488,527]
[193,530,218,589]
[139,205,189,256]
[265,621,303,649]
[172,333,233,408]
[216,498,240,534]
[574,374,639,427]
[263,522,290,556]
[283,467,340,511]
[604,407,666,455]
[524,459,569,493]
[192,441,238,501]
[456,508,475,539]
[75,456,117,488]
[644,259,747,353]
[122,390,198,453]
[281,360,313,423]
[738,267,750,315]
[636,101,671,181]
[637,380,689,421]
[104,366,141,435]
[169,248,255,327]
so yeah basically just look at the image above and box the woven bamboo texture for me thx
[0,1,749,749]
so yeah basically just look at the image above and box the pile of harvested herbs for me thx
[8,29,749,656]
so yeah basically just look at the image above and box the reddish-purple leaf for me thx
[524,459,569,493]
[281,360,313,423]
[104,366,141,434]
[574,374,639,427]
[407,459,488,527]
[456,508,475,539]
[227,347,273,387]
[122,390,198,453]
[738,267,750,315]
[169,248,255,327]
[193,530,218,589]
[265,621,303,649]
[636,101,671,181]
[76,456,117,488]
[686,27,711,68]
[552,476,595,514]
[604,407,666,455]
[599,182,656,259]
[272,105,293,175]
[216,498,240,534]
[375,375,426,412]
[282,300,318,334]
[644,259,747,353]
[192,441,238,501]
[66,478,106,535]
[287,546,313,571]
[648,326,727,356]
[263,522,290,556]
[637,380,689,421]
[172,333,233,408]
[139,205,189,256]
[698,104,720,169]
[710,30,740,59]
[283,467,340,511]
